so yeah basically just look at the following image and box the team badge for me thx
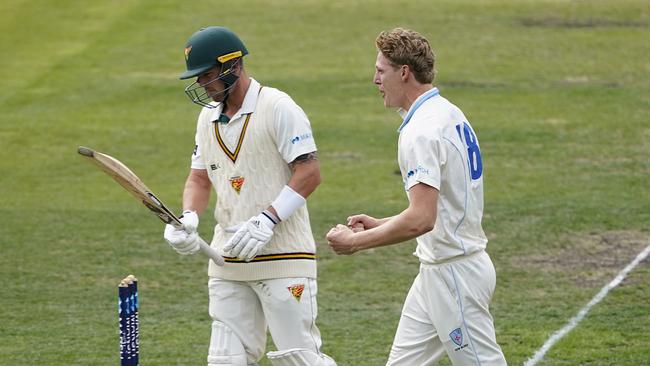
[287,284,305,302]
[450,328,463,347]
[229,176,244,194]
[184,45,192,61]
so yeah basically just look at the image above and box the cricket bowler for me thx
[326,28,507,365]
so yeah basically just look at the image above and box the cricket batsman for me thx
[163,26,336,366]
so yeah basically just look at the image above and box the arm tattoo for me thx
[289,152,318,171]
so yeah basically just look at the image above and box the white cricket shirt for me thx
[191,78,319,280]
[191,78,316,168]
[397,87,488,263]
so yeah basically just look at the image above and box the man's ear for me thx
[232,60,242,74]
[400,65,409,81]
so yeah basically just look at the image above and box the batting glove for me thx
[179,210,199,233]
[164,224,200,255]
[223,211,276,261]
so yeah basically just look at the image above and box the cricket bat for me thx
[77,146,224,266]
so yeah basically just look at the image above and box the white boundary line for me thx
[524,244,650,366]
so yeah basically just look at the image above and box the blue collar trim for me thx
[397,87,439,133]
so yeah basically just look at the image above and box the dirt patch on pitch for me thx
[516,230,650,287]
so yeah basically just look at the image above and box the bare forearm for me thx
[264,156,319,223]
[328,183,439,255]
[182,169,211,215]
[353,209,433,251]
[374,216,393,228]
[287,153,321,198]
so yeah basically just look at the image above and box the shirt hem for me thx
[208,258,317,281]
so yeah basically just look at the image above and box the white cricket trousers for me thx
[208,277,325,364]
[387,250,507,366]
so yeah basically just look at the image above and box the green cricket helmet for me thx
[180,26,249,80]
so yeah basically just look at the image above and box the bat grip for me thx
[196,235,225,266]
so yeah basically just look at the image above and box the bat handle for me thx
[196,236,225,266]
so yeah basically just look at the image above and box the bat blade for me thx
[78,146,182,227]
[77,146,224,266]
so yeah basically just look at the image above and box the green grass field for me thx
[2,0,649,365]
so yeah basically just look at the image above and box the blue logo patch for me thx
[450,328,463,347]
[290,133,313,144]
[405,165,429,179]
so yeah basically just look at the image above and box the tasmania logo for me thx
[229,176,244,194]
[287,284,305,302]
[184,46,192,61]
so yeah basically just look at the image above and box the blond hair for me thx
[375,28,436,84]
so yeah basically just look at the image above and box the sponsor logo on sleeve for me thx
[406,165,430,178]
[403,165,431,187]
[290,133,313,145]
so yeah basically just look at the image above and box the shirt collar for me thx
[396,87,439,133]
[209,78,260,123]
[237,78,260,118]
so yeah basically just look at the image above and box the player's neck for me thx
[402,84,434,111]
[223,74,251,117]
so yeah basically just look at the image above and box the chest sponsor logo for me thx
[229,176,244,194]
[287,284,305,302]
